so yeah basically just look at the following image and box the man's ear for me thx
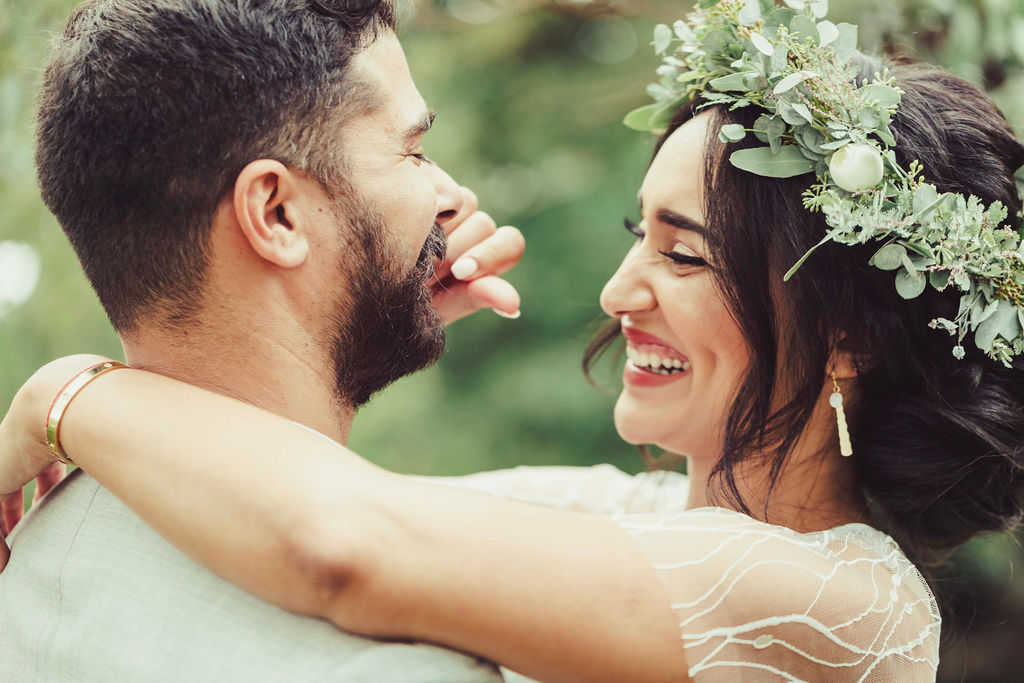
[232,160,310,269]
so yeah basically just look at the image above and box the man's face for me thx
[323,32,456,407]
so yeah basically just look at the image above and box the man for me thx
[0,0,523,680]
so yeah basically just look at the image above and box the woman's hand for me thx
[0,354,113,569]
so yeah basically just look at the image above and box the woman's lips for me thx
[622,327,690,387]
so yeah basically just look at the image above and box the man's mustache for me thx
[415,222,448,279]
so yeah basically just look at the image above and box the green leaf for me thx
[774,70,815,94]
[710,72,754,92]
[719,123,747,142]
[820,139,850,151]
[738,0,763,25]
[730,145,815,178]
[789,15,819,44]
[770,45,789,73]
[929,270,951,290]
[976,300,1022,350]
[870,243,906,271]
[784,230,838,281]
[673,20,695,42]
[895,268,927,299]
[750,32,775,56]
[859,84,901,109]
[876,126,896,147]
[763,8,796,38]
[817,20,839,47]
[653,24,673,54]
[833,23,858,61]
[791,102,813,124]
[623,104,660,131]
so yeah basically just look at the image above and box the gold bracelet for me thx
[45,361,128,466]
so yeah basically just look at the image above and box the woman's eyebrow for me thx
[639,196,706,235]
[657,209,706,235]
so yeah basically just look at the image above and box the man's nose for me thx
[600,249,656,318]
[429,164,470,227]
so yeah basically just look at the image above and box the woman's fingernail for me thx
[493,308,521,320]
[451,258,478,280]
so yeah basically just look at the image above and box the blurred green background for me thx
[2,0,1024,679]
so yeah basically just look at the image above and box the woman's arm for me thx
[1,359,687,683]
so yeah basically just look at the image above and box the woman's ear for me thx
[232,160,309,269]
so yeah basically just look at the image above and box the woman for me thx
[3,2,1023,680]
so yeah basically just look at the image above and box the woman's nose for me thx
[600,248,656,318]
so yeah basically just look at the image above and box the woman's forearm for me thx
[53,367,392,616]
[42,367,687,682]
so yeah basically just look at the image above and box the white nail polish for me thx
[493,308,521,320]
[451,258,478,280]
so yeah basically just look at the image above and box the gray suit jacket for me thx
[0,470,503,682]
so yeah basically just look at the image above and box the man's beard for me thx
[329,203,448,409]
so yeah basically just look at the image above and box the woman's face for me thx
[600,112,750,458]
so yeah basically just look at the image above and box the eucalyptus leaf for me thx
[859,84,901,109]
[752,114,775,143]
[876,126,896,147]
[859,109,880,129]
[710,72,754,92]
[771,45,790,72]
[973,299,1000,327]
[653,24,673,54]
[730,145,814,178]
[738,0,763,26]
[820,139,850,151]
[719,123,747,142]
[789,15,819,44]
[702,30,730,57]
[623,104,662,131]
[976,300,1022,350]
[895,268,927,299]
[750,32,775,56]
[774,70,815,94]
[791,102,814,124]
[870,243,906,271]
[673,19,695,42]
[833,23,858,61]
[762,8,796,38]
[816,20,839,47]
[929,270,951,290]
[795,126,826,154]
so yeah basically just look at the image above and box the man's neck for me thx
[121,325,354,445]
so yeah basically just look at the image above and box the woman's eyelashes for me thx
[623,217,707,268]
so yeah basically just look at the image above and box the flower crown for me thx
[626,0,1024,367]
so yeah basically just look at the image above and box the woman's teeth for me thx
[626,347,691,375]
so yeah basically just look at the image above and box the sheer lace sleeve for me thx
[617,508,940,681]
[423,464,689,515]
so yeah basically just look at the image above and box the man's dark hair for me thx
[36,0,396,331]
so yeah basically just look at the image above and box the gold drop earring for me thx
[830,373,853,457]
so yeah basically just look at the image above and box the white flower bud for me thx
[828,143,885,192]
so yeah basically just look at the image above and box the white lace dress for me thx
[435,464,940,682]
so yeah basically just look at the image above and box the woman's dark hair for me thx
[586,56,1024,567]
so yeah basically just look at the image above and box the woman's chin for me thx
[613,395,660,445]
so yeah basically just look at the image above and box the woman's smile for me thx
[623,326,691,386]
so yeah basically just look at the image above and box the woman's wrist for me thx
[10,355,115,472]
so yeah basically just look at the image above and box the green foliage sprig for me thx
[626,0,1024,366]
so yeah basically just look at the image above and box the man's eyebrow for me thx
[638,196,706,235]
[404,110,436,140]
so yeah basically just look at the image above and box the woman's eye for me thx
[658,249,706,268]
[623,217,644,239]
